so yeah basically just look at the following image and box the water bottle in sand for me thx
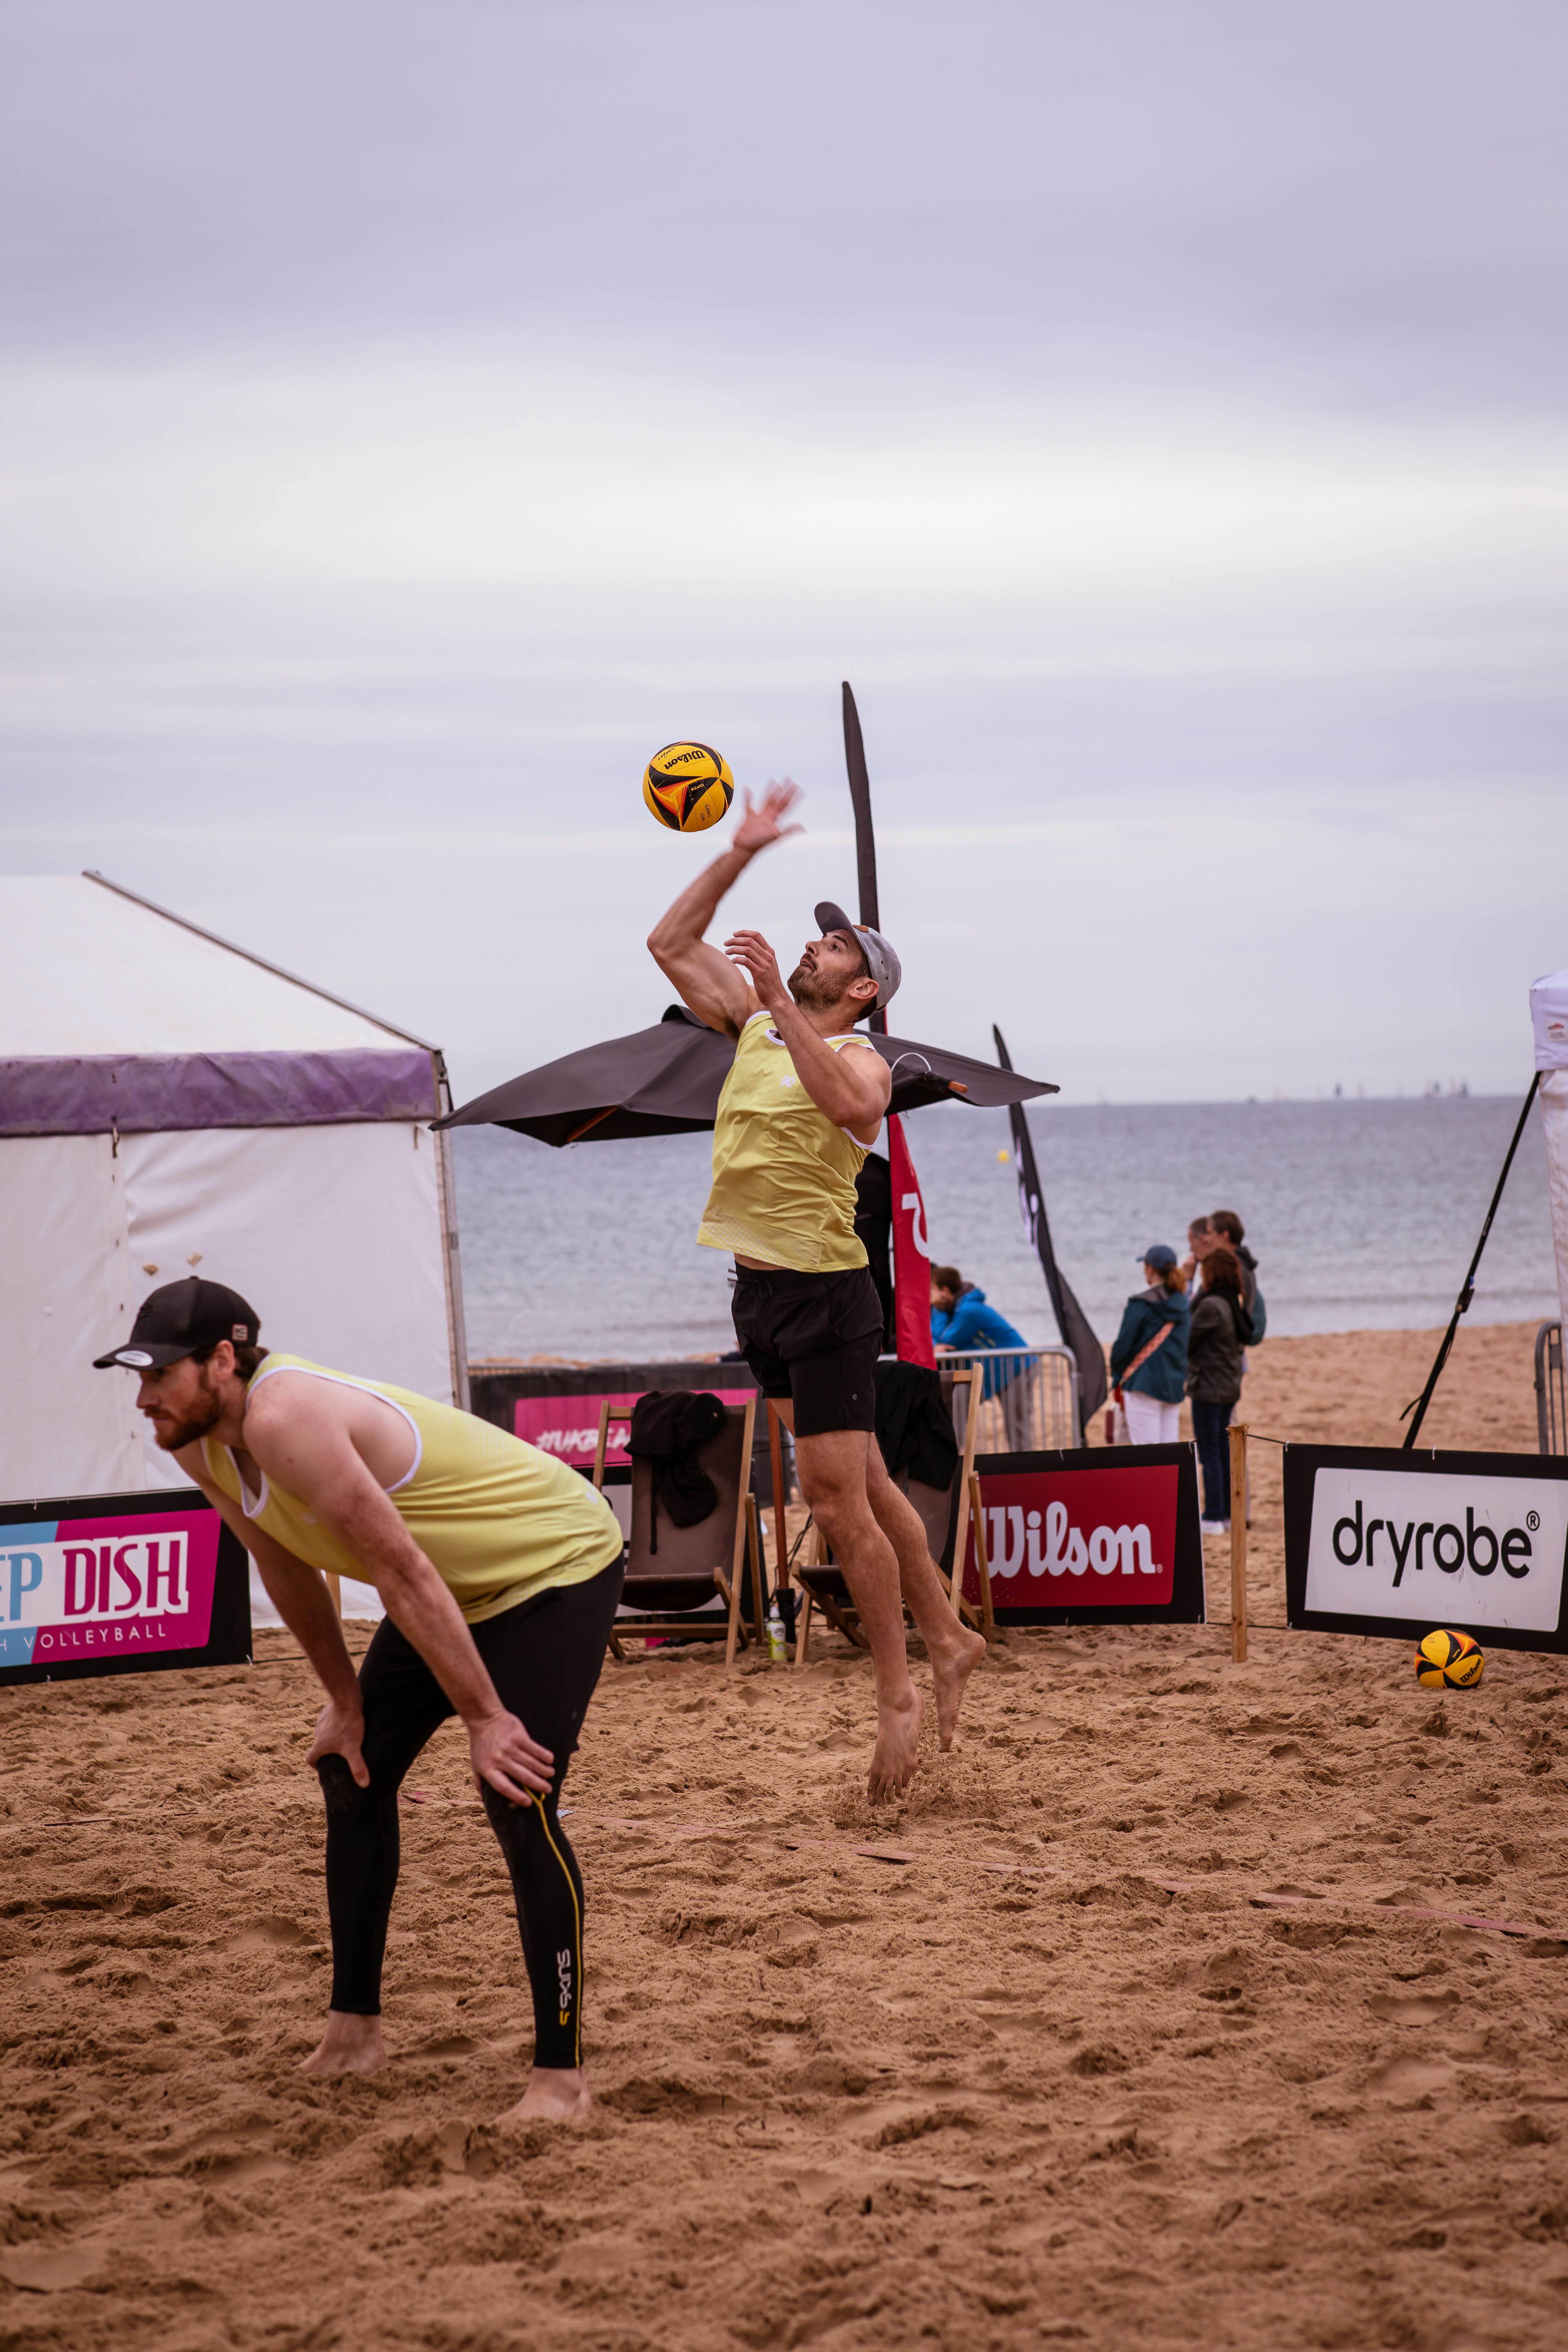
[767,1599,786,1662]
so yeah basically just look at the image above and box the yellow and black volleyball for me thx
[1415,1628,1485,1690]
[643,741,734,834]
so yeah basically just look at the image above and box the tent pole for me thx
[429,1050,472,1413]
[1401,1072,1541,1448]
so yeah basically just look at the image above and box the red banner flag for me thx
[888,1113,936,1368]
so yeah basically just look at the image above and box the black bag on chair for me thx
[626,1390,727,1553]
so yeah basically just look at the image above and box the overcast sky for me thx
[1,0,1564,1103]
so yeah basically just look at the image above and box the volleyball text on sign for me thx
[957,1461,1181,1610]
[0,1490,250,1681]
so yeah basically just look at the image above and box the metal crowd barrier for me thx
[929,1345,1083,1454]
[1538,1321,1566,1456]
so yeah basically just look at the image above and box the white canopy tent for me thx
[1532,969,1568,1336]
[0,876,468,1605]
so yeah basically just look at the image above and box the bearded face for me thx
[787,955,843,1012]
[140,1356,227,1452]
[788,931,871,1016]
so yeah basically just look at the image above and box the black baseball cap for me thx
[93,1278,261,1371]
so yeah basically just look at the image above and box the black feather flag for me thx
[993,1024,1108,1422]
[842,681,886,1037]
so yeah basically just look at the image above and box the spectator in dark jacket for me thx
[1187,1243,1248,1527]
[1180,1215,1214,1294]
[1108,1246,1190,1445]
[1210,1210,1260,1323]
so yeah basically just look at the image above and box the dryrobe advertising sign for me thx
[514,1390,755,1470]
[954,1447,1206,1625]
[1284,1446,1568,1652]
[0,1487,251,1685]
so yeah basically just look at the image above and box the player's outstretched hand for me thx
[306,1697,370,1788]
[723,927,788,1013]
[732,777,805,856]
[470,1708,555,1806]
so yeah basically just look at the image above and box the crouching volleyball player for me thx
[93,1278,624,2121]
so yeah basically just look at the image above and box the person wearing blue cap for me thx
[1108,1245,1191,1446]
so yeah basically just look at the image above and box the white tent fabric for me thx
[5,876,398,1055]
[1532,970,1568,1335]
[1,876,467,1625]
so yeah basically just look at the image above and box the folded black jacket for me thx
[626,1390,728,1553]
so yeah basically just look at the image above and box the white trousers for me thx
[1124,1391,1181,1446]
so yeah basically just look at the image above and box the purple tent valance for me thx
[0,1050,439,1137]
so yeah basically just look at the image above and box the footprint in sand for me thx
[1368,1989,1461,2026]
[0,2234,116,2294]
[229,1916,312,1951]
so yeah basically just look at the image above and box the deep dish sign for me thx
[0,1489,251,1684]
[1285,1446,1568,1652]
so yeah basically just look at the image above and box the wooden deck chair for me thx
[794,1363,986,1665]
[595,1394,768,1666]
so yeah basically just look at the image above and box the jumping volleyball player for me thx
[648,778,985,1798]
[93,1277,624,2120]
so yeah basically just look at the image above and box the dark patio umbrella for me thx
[435,1003,1058,1145]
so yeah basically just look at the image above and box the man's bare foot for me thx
[496,2067,592,2123]
[300,2011,385,2077]
[929,1623,987,1750]
[867,1683,922,1802]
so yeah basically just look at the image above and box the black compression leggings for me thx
[314,1561,623,2071]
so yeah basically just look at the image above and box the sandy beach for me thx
[4,1317,1567,2352]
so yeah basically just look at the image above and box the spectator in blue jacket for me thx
[1108,1245,1190,1446]
[931,1266,1035,1446]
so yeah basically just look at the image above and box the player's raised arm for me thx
[646,778,804,1036]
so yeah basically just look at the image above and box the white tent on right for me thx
[1532,969,1568,1336]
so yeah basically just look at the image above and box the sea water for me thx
[451,1092,1560,1363]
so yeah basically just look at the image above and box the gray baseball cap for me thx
[813,901,901,1012]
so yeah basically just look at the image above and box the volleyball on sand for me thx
[1415,1628,1485,1689]
[643,742,734,833]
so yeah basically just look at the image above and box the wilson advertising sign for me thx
[1283,1446,1568,1651]
[954,1447,1206,1624]
[0,1487,251,1685]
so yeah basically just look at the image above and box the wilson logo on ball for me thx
[643,741,735,833]
[1414,1628,1485,1689]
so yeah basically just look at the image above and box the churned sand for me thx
[5,1320,1568,2352]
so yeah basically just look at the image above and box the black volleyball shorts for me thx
[730,1264,884,1437]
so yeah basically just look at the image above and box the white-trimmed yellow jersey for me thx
[203,1354,622,1623]
[697,1009,878,1272]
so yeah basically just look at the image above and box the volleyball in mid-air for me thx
[1414,1628,1485,1690]
[643,742,734,833]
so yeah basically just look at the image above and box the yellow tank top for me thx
[697,1010,877,1272]
[203,1354,623,1623]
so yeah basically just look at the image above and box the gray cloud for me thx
[3,0,1564,406]
[0,0,1563,1107]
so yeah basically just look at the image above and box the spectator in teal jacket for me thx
[1108,1245,1191,1446]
